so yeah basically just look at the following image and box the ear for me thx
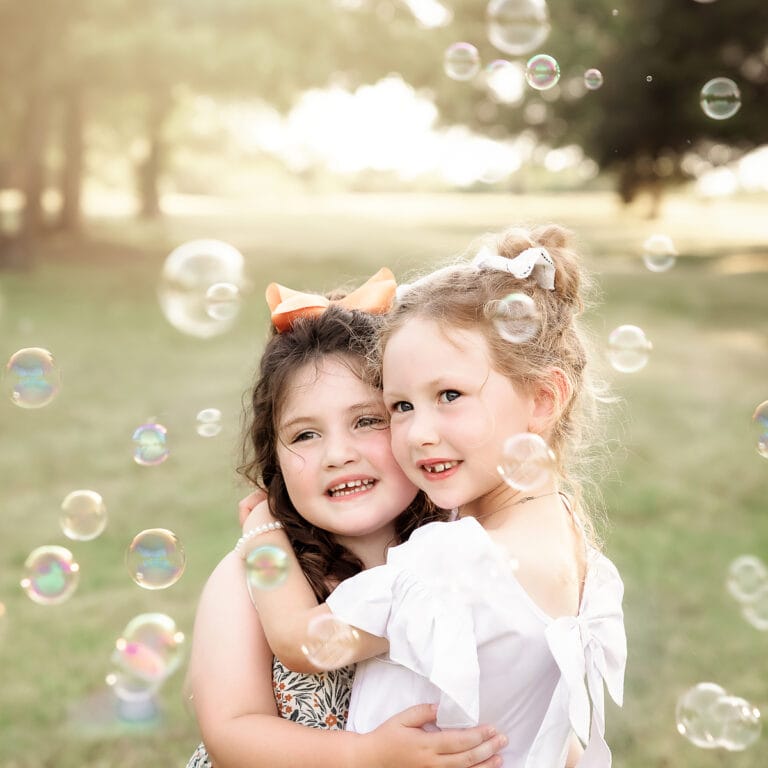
[528,367,571,435]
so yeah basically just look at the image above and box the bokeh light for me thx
[126,528,186,590]
[113,613,185,682]
[497,432,556,492]
[485,59,525,104]
[607,325,652,373]
[486,0,551,57]
[60,489,108,541]
[196,408,223,437]
[525,54,560,90]
[443,42,481,81]
[300,614,361,670]
[20,545,80,605]
[751,400,768,459]
[132,423,169,466]
[700,78,741,120]
[486,293,540,343]
[4,347,61,409]
[642,234,677,273]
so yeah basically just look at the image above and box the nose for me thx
[406,409,439,448]
[323,430,361,468]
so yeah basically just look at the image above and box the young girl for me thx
[186,283,507,768]
[241,225,627,768]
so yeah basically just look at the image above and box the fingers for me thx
[433,726,507,768]
[238,489,268,526]
[447,733,507,768]
[390,702,439,729]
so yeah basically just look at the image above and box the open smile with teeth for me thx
[423,461,460,474]
[327,479,376,497]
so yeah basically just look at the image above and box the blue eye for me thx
[391,401,413,414]
[357,415,387,428]
[291,431,318,443]
[439,390,460,403]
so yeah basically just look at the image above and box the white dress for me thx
[326,516,626,768]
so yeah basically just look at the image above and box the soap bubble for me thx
[113,613,185,682]
[204,282,241,321]
[485,59,525,104]
[607,325,652,373]
[196,408,223,437]
[132,423,169,466]
[126,528,186,590]
[4,347,61,409]
[486,293,540,343]
[486,0,551,57]
[444,42,481,81]
[642,234,677,273]
[301,614,361,670]
[245,545,290,592]
[676,682,727,748]
[159,239,245,338]
[584,68,604,90]
[741,584,768,631]
[700,78,741,120]
[60,489,108,541]
[497,432,556,492]
[525,54,560,90]
[709,696,762,751]
[726,555,768,603]
[21,545,80,605]
[751,400,768,459]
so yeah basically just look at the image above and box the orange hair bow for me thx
[266,267,397,333]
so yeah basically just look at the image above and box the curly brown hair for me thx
[240,304,444,602]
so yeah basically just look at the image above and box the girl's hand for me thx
[238,489,268,527]
[356,703,506,768]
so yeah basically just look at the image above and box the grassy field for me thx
[1,189,767,767]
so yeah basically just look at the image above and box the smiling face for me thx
[382,317,542,517]
[275,355,418,550]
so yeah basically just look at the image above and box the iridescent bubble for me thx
[584,68,604,90]
[497,432,556,492]
[525,54,560,90]
[204,282,241,321]
[751,400,768,459]
[741,584,768,631]
[444,42,481,81]
[486,0,551,57]
[20,545,80,605]
[486,293,540,343]
[675,682,727,748]
[132,423,169,466]
[60,489,107,541]
[709,695,762,751]
[642,234,677,273]
[4,347,61,409]
[159,239,245,338]
[700,78,741,120]
[196,408,223,437]
[113,613,185,682]
[485,59,525,104]
[301,614,361,670]
[726,555,768,602]
[607,325,652,373]
[245,545,289,592]
[126,528,186,590]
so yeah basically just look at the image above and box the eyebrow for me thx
[280,400,384,432]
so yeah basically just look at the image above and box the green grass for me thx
[1,190,767,767]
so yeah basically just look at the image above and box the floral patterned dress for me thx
[186,656,354,767]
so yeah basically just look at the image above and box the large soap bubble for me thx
[60,489,108,541]
[4,347,61,409]
[700,78,741,120]
[159,239,245,338]
[126,528,186,590]
[21,545,80,605]
[444,42,481,81]
[113,612,185,682]
[487,0,551,57]
[607,325,652,373]
[497,432,556,492]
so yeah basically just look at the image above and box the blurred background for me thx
[0,0,766,766]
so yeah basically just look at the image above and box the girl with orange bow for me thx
[186,292,507,768]
[241,224,627,768]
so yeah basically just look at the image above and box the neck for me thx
[460,479,559,528]
[335,524,396,569]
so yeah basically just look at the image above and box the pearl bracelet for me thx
[234,520,284,559]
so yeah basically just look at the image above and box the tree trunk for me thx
[137,93,171,220]
[58,83,84,233]
[20,85,47,237]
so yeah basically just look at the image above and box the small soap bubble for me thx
[726,555,768,603]
[525,54,560,90]
[675,682,727,748]
[60,489,107,541]
[709,695,762,751]
[301,614,361,670]
[196,408,222,437]
[204,282,241,321]
[21,545,80,605]
[497,432,556,492]
[584,68,604,90]
[486,0,551,57]
[4,347,61,409]
[113,613,185,682]
[132,423,169,466]
[245,545,290,592]
[487,293,540,343]
[751,400,768,459]
[642,234,677,273]
[444,42,481,81]
[607,325,652,373]
[700,77,741,120]
[741,584,768,631]
[126,528,186,590]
